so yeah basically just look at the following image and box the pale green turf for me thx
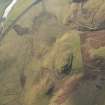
[3,0,32,28]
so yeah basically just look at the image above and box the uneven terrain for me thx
[0,0,105,105]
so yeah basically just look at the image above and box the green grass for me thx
[3,0,32,28]
[43,30,83,73]
[92,47,105,57]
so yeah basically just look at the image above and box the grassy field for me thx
[3,0,33,28]
[0,0,105,105]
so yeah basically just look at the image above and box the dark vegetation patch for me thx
[20,70,26,89]
[72,0,88,3]
[0,25,3,35]
[60,53,73,75]
[42,54,74,96]
[96,84,102,89]
[83,56,105,79]
[45,84,55,96]
[13,24,30,35]
[32,12,58,33]
[31,11,66,37]
[82,56,105,91]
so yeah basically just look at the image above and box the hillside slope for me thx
[0,0,105,105]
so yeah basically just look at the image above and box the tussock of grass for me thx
[43,30,83,72]
[92,47,105,57]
